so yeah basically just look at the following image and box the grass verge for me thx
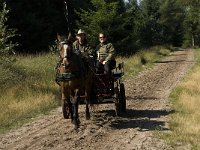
[158,49,200,150]
[117,46,171,79]
[0,53,60,133]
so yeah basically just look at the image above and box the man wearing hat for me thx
[73,29,97,102]
[73,29,95,73]
[73,29,94,58]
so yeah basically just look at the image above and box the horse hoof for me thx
[64,115,70,119]
[74,125,79,130]
[72,119,80,128]
[86,115,90,120]
[86,113,90,120]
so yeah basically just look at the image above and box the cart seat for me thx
[112,72,124,78]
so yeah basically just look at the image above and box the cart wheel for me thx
[62,100,71,119]
[119,83,126,112]
[114,87,121,116]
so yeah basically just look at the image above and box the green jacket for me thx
[96,42,115,62]
[73,40,94,56]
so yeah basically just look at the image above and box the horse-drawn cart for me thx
[56,35,126,129]
[93,62,126,116]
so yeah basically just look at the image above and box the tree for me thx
[177,0,200,6]
[178,0,200,47]
[76,0,122,47]
[6,0,69,53]
[139,0,162,47]
[118,0,144,53]
[0,3,16,63]
[76,0,145,55]
[159,0,185,46]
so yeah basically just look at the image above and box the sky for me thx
[124,0,140,4]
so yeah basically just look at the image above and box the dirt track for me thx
[0,49,195,150]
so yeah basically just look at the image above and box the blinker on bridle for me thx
[59,40,72,60]
[60,40,71,45]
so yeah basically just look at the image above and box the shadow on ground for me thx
[93,108,174,131]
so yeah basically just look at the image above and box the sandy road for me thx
[0,49,194,150]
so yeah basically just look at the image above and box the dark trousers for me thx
[96,60,116,74]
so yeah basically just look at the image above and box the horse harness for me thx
[55,41,82,83]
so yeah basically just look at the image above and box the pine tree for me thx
[76,0,120,47]
[159,0,185,46]
[139,0,162,47]
[6,0,68,53]
[118,0,144,54]
[179,0,200,47]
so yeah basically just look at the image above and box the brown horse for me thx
[56,34,94,130]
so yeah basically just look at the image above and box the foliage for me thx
[76,0,122,46]
[119,0,144,54]
[183,6,200,47]
[3,0,200,53]
[139,0,162,47]
[0,3,17,63]
[76,0,143,55]
[159,0,185,46]
[6,0,68,53]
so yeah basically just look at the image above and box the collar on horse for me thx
[55,61,83,83]
[56,71,81,82]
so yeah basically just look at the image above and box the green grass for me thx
[0,53,60,133]
[157,49,200,149]
[0,46,171,134]
[117,46,171,79]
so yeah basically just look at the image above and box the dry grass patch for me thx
[0,53,60,133]
[159,49,200,149]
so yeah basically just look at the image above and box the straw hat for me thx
[77,29,86,35]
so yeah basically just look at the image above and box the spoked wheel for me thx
[114,83,126,116]
[62,100,72,119]
[119,83,126,112]
[114,87,120,116]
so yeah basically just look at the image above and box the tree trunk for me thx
[192,33,195,47]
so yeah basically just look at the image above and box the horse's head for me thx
[57,34,73,60]
[56,33,84,77]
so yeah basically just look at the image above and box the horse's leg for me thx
[72,99,80,129]
[71,89,80,130]
[85,99,90,120]
[85,83,92,120]
[61,89,72,119]
[62,98,72,119]
[70,101,73,121]
[67,97,72,119]
[84,90,90,120]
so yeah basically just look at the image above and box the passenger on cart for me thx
[96,33,116,75]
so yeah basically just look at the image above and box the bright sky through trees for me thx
[124,0,140,4]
